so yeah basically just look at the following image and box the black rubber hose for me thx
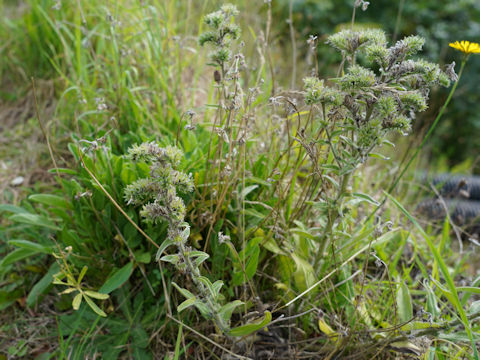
[424,174,480,200]
[416,198,480,229]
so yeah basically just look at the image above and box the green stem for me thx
[314,172,351,270]
[180,241,228,333]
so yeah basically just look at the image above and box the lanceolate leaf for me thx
[84,290,109,300]
[423,280,440,318]
[78,266,88,283]
[27,262,60,307]
[83,295,107,317]
[0,248,37,268]
[28,194,70,209]
[352,192,379,206]
[212,280,224,299]
[160,254,180,265]
[188,250,210,266]
[72,293,82,310]
[155,239,174,261]
[196,276,216,298]
[177,297,197,312]
[396,280,413,323]
[7,239,53,254]
[218,300,244,323]
[172,282,195,299]
[9,213,61,231]
[229,311,272,337]
[99,262,134,294]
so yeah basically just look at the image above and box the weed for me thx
[1,1,479,359]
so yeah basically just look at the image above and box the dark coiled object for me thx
[417,174,480,237]
[417,199,480,226]
[428,174,480,200]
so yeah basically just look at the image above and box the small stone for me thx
[11,176,24,186]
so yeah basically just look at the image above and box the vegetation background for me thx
[0,0,479,359]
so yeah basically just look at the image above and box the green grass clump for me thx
[0,1,479,359]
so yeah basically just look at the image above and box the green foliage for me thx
[1,0,479,359]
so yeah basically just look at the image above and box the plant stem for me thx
[314,172,351,270]
[179,240,228,333]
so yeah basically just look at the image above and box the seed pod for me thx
[214,70,221,83]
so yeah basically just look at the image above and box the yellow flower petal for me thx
[449,40,480,54]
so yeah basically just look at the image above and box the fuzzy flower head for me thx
[449,41,480,55]
[327,29,386,54]
[199,4,240,66]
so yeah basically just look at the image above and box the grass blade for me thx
[385,192,479,359]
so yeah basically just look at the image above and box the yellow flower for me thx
[449,40,480,54]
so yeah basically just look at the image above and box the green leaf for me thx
[160,254,180,265]
[242,208,265,220]
[218,300,244,323]
[121,166,136,187]
[401,321,441,331]
[9,213,61,231]
[192,302,210,317]
[246,176,271,187]
[60,288,77,295]
[262,238,285,255]
[135,252,151,264]
[99,262,134,294]
[461,275,480,306]
[172,282,195,299]
[352,192,379,206]
[231,237,261,286]
[229,311,272,337]
[155,239,174,261]
[72,293,82,310]
[368,152,390,160]
[174,323,183,360]
[396,280,413,323]
[77,266,88,283]
[196,276,216,298]
[423,280,440,318]
[28,194,70,209]
[438,331,480,343]
[240,185,258,198]
[389,341,421,356]
[83,294,107,317]
[468,300,480,316]
[188,250,209,266]
[320,164,340,171]
[291,253,316,292]
[131,325,149,349]
[52,273,68,286]
[27,262,60,307]
[7,239,52,254]
[84,291,109,300]
[290,229,316,240]
[244,246,260,280]
[132,346,151,360]
[177,297,197,312]
[0,204,29,214]
[47,168,77,175]
[212,280,224,298]
[0,289,23,311]
[456,286,480,295]
[0,248,37,268]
